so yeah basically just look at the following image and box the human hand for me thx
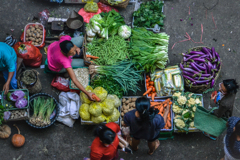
[76,47,81,55]
[87,92,95,101]
[3,82,10,95]
[211,94,217,100]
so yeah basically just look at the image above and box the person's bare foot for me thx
[148,140,160,155]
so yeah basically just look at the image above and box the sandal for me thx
[129,138,139,151]
[148,140,160,155]
[202,132,217,141]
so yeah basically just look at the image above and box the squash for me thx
[12,124,25,147]
[0,125,11,139]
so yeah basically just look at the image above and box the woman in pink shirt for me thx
[47,35,95,100]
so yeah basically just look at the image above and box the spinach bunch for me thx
[133,1,165,28]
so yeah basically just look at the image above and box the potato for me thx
[33,34,36,38]
[121,107,124,112]
[35,25,39,29]
[39,27,43,30]
[128,98,131,102]
[122,98,126,103]
[121,112,124,117]
[36,33,40,38]
[121,121,125,126]
[132,98,137,102]
[123,110,128,114]
[31,28,35,31]
[40,35,43,38]
[37,29,41,32]
[27,29,31,34]
[125,100,131,104]
[33,30,37,33]
[36,39,39,43]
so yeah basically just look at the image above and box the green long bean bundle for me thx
[89,61,144,94]
[86,36,129,65]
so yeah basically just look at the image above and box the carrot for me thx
[92,94,101,102]
[167,120,172,128]
[148,94,152,97]
[149,81,154,86]
[146,75,150,79]
[146,83,149,87]
[86,55,99,59]
[152,93,156,101]
[168,116,171,121]
[152,87,156,92]
[160,106,164,113]
[151,103,162,107]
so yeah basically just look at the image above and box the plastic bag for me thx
[39,9,50,27]
[91,114,106,124]
[13,41,42,67]
[102,99,114,116]
[78,8,102,23]
[97,2,119,13]
[79,104,91,121]
[84,1,99,13]
[107,94,121,108]
[89,102,102,117]
[93,87,108,102]
[107,108,120,122]
[80,86,94,104]
[51,76,70,92]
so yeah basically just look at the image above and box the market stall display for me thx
[120,97,137,126]
[79,86,121,124]
[129,27,170,73]
[26,93,59,129]
[70,67,90,90]
[180,46,221,93]
[4,110,29,121]
[23,23,45,47]
[172,92,203,133]
[100,0,130,8]
[145,65,184,98]
[132,1,164,31]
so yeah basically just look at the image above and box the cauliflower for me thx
[173,92,181,97]
[174,115,181,120]
[172,104,183,114]
[195,98,202,106]
[191,112,195,118]
[189,122,195,128]
[177,96,187,105]
[174,119,186,129]
[188,93,193,97]
[182,109,191,120]
[187,98,195,107]
[192,106,196,112]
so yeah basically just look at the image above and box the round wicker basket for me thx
[100,0,130,8]
[182,46,221,93]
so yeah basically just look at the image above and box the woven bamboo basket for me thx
[83,34,96,66]
[100,0,130,8]
[182,46,221,93]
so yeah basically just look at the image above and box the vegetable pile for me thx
[79,86,121,124]
[86,36,129,65]
[91,75,124,98]
[25,24,44,46]
[3,110,28,121]
[129,28,170,73]
[180,47,221,87]
[29,97,56,127]
[5,90,28,109]
[150,98,172,130]
[70,68,89,89]
[133,1,165,28]
[86,10,126,42]
[120,97,137,126]
[147,65,184,97]
[172,92,203,132]
[0,105,5,125]
[143,75,157,101]
[89,61,144,94]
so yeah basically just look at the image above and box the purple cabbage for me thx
[10,90,25,102]
[15,98,28,108]
[4,111,11,121]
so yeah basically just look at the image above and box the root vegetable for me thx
[0,125,11,139]
[27,29,30,34]
[31,28,35,32]
[121,112,124,117]
[123,110,128,113]
[122,98,126,103]
[132,98,137,102]
[12,124,25,147]
[40,35,43,38]
[121,121,124,126]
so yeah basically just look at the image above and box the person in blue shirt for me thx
[0,42,17,94]
[123,97,169,155]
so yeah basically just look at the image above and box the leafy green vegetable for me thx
[133,1,165,28]
[0,104,5,125]
[87,35,129,65]
[91,75,124,99]
[128,28,169,73]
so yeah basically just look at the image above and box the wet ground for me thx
[0,0,240,159]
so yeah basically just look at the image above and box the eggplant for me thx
[195,79,210,84]
[207,61,213,73]
[193,62,206,70]
[211,47,216,59]
[182,53,191,57]
[210,79,215,88]
[189,51,206,55]
[190,62,202,72]
[183,75,195,82]
[192,58,206,63]
[182,70,195,77]
[213,64,216,69]
[193,76,212,80]
[199,55,208,59]
[202,47,213,59]
[194,73,211,77]
[184,54,201,62]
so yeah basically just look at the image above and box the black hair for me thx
[94,125,116,145]
[135,97,159,123]
[229,120,240,157]
[59,40,74,56]
[223,79,239,94]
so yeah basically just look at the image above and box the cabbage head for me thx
[89,102,102,117]
[79,103,91,121]
[9,90,25,102]
[118,25,131,39]
[107,94,121,108]
[91,114,106,124]
[106,108,120,123]
[80,86,94,104]
[102,99,114,116]
[93,87,108,102]
[15,98,28,108]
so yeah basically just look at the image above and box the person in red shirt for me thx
[87,122,120,160]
